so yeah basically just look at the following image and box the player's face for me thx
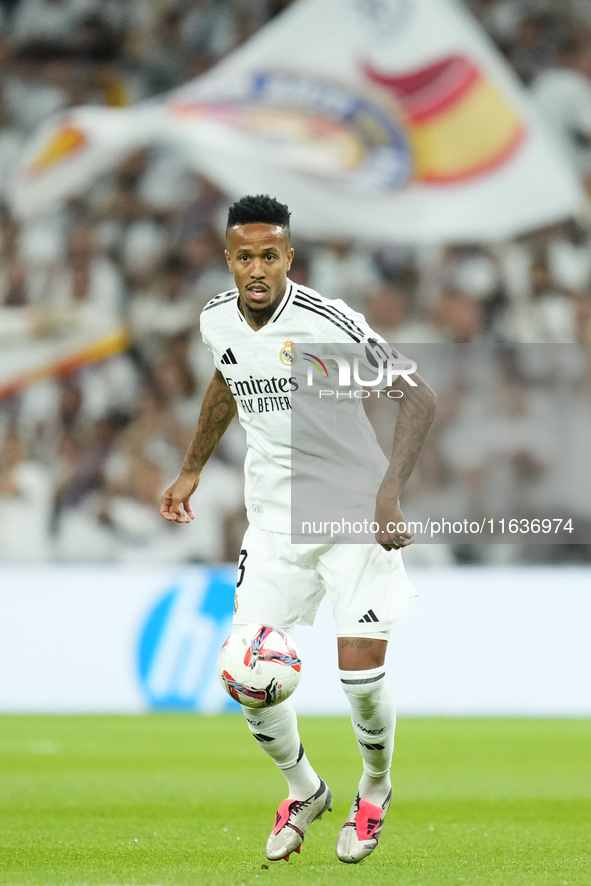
[225,223,294,325]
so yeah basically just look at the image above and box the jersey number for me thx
[236,549,248,588]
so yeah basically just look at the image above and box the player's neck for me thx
[238,286,287,331]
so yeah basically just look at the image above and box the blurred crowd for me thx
[0,0,591,565]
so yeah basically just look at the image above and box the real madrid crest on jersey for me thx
[280,339,297,366]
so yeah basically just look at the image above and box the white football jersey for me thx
[200,279,398,534]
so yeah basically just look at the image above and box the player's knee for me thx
[339,667,386,712]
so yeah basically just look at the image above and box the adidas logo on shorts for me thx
[358,609,379,624]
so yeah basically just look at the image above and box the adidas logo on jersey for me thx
[220,347,237,365]
[358,609,379,624]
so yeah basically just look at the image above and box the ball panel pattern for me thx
[217,624,302,708]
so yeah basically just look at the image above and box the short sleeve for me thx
[199,312,223,374]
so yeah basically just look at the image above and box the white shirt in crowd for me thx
[533,67,591,177]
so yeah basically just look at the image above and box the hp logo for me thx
[138,566,237,711]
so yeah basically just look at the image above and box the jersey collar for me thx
[235,278,295,328]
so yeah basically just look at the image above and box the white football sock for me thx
[241,700,320,800]
[339,666,396,806]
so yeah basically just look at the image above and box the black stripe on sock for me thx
[358,740,386,750]
[341,672,385,685]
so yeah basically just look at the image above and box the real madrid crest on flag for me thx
[280,340,297,366]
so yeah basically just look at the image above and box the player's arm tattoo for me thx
[338,638,375,649]
[380,374,437,499]
[181,369,237,475]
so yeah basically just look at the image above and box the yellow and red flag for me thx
[365,55,524,184]
[0,325,130,401]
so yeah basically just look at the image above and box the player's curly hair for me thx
[226,194,291,233]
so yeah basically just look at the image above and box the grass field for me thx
[0,716,589,886]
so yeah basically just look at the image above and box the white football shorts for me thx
[232,525,416,637]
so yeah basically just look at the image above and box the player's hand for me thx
[160,472,200,523]
[374,496,414,550]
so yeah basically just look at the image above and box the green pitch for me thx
[0,716,589,886]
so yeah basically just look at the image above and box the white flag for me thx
[10,0,584,242]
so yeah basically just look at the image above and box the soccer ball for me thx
[217,624,302,707]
